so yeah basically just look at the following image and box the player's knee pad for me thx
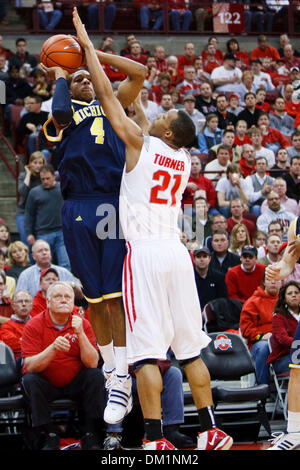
[133,359,158,373]
[178,355,201,369]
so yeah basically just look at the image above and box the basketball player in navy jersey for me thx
[73,8,233,451]
[40,44,147,425]
[266,218,300,450]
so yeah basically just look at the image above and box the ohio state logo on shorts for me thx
[214,334,232,351]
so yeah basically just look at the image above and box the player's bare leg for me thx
[135,364,176,450]
[184,357,213,409]
[183,358,233,450]
[135,364,163,420]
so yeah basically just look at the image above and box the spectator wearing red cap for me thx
[225,245,266,303]
[31,267,86,319]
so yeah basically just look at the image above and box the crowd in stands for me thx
[1,19,300,447]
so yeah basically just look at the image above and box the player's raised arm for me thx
[95,51,147,109]
[73,8,143,170]
[266,219,299,280]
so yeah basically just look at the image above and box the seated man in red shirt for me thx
[250,35,280,65]
[182,155,217,215]
[225,245,266,303]
[21,281,105,450]
[0,289,32,361]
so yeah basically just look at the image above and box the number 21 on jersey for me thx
[150,170,182,206]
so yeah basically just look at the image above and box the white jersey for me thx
[119,135,191,242]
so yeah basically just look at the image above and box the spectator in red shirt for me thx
[31,267,59,317]
[283,83,300,119]
[201,36,224,63]
[177,42,197,75]
[238,144,256,179]
[250,35,280,65]
[166,55,180,86]
[281,44,300,72]
[0,271,13,325]
[21,281,104,450]
[125,41,148,65]
[225,245,266,303]
[182,155,217,212]
[176,66,201,102]
[255,88,271,114]
[151,72,173,104]
[0,34,13,59]
[227,198,256,242]
[257,112,290,154]
[153,44,168,72]
[203,44,223,75]
[226,38,250,69]
[239,273,281,384]
[168,0,192,31]
[102,45,127,84]
[0,289,32,361]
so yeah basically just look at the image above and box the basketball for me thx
[40,34,85,74]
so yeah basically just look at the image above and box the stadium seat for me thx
[201,332,271,438]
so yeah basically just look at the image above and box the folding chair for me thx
[268,336,289,420]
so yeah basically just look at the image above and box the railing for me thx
[0,130,20,201]
[15,1,300,36]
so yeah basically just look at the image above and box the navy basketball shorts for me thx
[289,321,300,369]
[61,194,126,303]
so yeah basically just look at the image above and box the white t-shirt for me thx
[141,100,159,123]
[216,177,248,201]
[204,159,229,187]
[211,66,242,93]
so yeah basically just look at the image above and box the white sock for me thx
[287,411,300,433]
[114,346,128,377]
[98,341,115,372]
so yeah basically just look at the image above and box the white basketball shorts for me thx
[122,238,211,364]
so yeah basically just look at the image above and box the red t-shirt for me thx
[182,174,217,208]
[21,310,98,387]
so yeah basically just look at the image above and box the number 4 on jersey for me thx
[150,170,182,206]
[90,117,105,144]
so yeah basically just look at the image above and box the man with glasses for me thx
[0,290,32,361]
[21,281,105,450]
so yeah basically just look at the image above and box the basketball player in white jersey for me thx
[73,8,233,451]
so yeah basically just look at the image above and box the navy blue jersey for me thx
[44,98,125,199]
[295,216,300,238]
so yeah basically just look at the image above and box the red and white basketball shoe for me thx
[143,438,176,450]
[197,428,233,450]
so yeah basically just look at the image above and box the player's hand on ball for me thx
[39,62,69,81]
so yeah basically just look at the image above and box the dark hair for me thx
[40,164,55,175]
[169,110,196,148]
[16,37,26,45]
[274,281,300,318]
[226,38,239,52]
[216,144,230,154]
[291,155,300,164]
[216,93,228,102]
[212,229,228,238]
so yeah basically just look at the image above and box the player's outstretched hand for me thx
[39,62,69,81]
[265,264,281,280]
[72,7,92,50]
